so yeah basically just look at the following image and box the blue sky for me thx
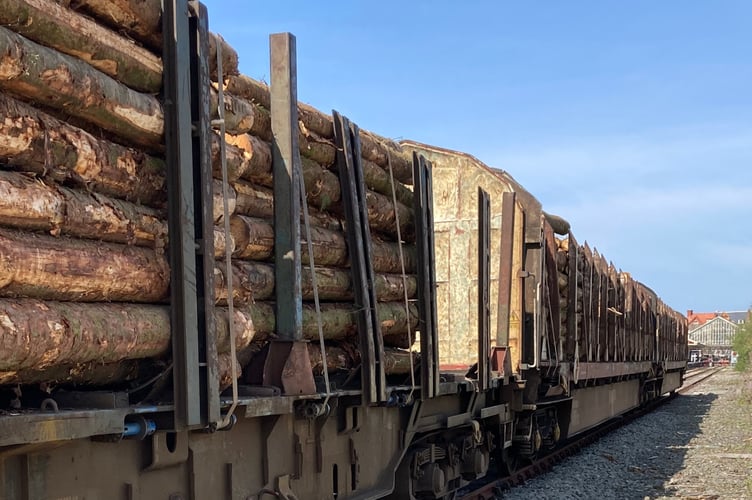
[204,1,751,314]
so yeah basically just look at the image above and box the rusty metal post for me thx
[497,192,516,348]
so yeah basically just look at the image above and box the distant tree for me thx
[732,310,752,371]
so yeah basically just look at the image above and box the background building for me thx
[687,310,749,357]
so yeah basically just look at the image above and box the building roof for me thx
[687,310,750,327]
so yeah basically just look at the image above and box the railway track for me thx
[459,368,723,499]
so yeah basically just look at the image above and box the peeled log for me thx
[227,261,417,303]
[0,25,163,149]
[0,94,165,205]
[230,215,417,274]
[0,0,162,92]
[244,301,419,340]
[0,228,169,302]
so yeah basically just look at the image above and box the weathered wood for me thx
[225,261,417,303]
[211,179,236,223]
[0,228,169,302]
[0,0,162,92]
[0,94,165,205]
[0,25,164,148]
[244,301,419,340]
[230,215,417,274]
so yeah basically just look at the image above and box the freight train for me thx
[0,1,687,499]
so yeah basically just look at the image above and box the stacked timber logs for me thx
[0,0,417,390]
[551,232,687,366]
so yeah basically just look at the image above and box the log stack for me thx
[0,0,418,391]
[552,235,686,366]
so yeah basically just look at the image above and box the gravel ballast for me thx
[502,369,752,499]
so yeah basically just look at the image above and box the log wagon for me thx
[0,1,687,498]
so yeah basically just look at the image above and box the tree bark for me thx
[223,74,414,184]
[0,228,169,302]
[0,298,253,372]
[0,94,165,206]
[0,28,255,150]
[225,261,417,303]
[230,215,417,274]
[0,0,162,92]
[309,343,416,376]
[0,359,141,385]
[0,25,164,149]
[0,170,168,247]
[243,301,419,340]
[222,133,272,184]
[0,299,169,370]
[231,181,341,229]
[60,0,239,79]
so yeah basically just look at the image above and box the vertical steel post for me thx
[262,33,315,395]
[497,192,516,348]
[478,188,491,390]
[270,33,303,341]
[163,0,217,428]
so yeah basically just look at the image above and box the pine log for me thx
[0,170,167,247]
[1,0,162,92]
[0,28,254,150]
[0,359,141,385]
[222,133,272,184]
[226,124,413,206]
[223,75,413,184]
[309,344,416,376]
[0,94,165,205]
[0,25,163,148]
[232,181,341,230]
[0,228,169,302]
[212,93,271,142]
[217,351,241,392]
[230,215,417,274]
[59,0,239,79]
[244,301,419,340]
[0,298,253,371]
[213,225,234,259]
[0,168,231,256]
[0,299,168,370]
[226,261,417,303]
[211,179,236,223]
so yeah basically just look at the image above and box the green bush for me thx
[732,311,752,372]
